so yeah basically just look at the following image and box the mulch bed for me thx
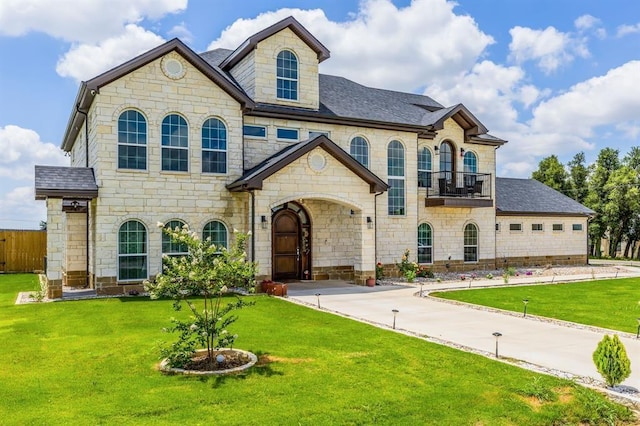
[183,349,251,371]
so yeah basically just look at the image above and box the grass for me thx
[0,274,634,425]
[433,277,640,333]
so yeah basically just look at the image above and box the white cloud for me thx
[575,14,599,31]
[508,26,589,73]
[0,186,47,230]
[0,0,186,43]
[207,0,494,92]
[0,126,68,229]
[617,23,640,37]
[0,125,67,181]
[56,24,165,83]
[531,61,640,137]
[168,22,193,43]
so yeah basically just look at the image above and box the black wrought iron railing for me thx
[421,172,492,198]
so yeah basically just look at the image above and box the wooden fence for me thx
[0,230,47,273]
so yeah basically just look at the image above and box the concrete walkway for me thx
[286,268,640,403]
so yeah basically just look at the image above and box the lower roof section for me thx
[34,166,98,200]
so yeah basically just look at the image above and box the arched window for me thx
[463,151,477,173]
[418,147,432,188]
[350,136,369,168]
[118,220,147,281]
[439,141,454,176]
[162,220,188,257]
[118,110,146,170]
[202,118,227,174]
[276,50,298,100]
[161,114,188,172]
[464,223,478,262]
[203,221,228,250]
[418,223,433,264]
[387,140,405,215]
[463,151,479,190]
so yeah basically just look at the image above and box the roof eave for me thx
[35,189,98,200]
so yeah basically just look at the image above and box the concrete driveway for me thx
[286,277,640,399]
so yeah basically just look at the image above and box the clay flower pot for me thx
[366,277,375,287]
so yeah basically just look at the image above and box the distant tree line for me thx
[531,147,640,258]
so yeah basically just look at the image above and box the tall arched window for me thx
[350,136,369,168]
[161,114,188,172]
[463,150,479,190]
[203,220,228,250]
[418,223,433,264]
[118,110,147,170]
[202,118,227,174]
[418,147,432,188]
[464,223,478,262]
[439,141,454,177]
[118,220,147,281]
[276,50,298,100]
[387,140,405,215]
[162,220,188,257]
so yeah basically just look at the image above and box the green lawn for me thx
[433,277,640,333]
[0,274,633,425]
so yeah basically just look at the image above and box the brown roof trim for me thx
[35,189,98,201]
[467,135,507,146]
[61,38,254,152]
[247,107,438,139]
[227,135,388,193]
[431,104,488,135]
[496,211,593,217]
[220,16,330,70]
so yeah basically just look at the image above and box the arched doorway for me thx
[271,202,311,280]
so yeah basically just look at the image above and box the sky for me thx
[1,0,640,229]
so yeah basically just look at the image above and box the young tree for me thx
[145,224,257,368]
[586,148,620,256]
[592,334,631,387]
[532,155,571,196]
[567,152,589,204]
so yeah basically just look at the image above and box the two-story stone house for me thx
[34,17,593,297]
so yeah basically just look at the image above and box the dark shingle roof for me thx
[496,178,593,216]
[34,166,98,200]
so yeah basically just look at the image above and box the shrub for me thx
[396,249,419,283]
[376,262,384,280]
[592,334,631,387]
[145,225,257,368]
[416,266,434,278]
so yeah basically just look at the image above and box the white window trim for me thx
[117,221,149,282]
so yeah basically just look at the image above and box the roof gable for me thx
[227,135,388,193]
[62,38,254,152]
[220,16,330,70]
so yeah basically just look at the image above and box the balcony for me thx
[423,172,493,208]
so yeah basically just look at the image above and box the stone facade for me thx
[496,216,589,266]
[39,18,592,295]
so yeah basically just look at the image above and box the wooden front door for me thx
[272,210,300,280]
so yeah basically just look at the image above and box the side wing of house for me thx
[495,178,593,266]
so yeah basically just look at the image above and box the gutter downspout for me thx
[75,104,91,289]
[493,144,500,269]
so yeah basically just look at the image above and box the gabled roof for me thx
[227,135,388,193]
[61,38,255,152]
[495,178,594,216]
[220,16,330,70]
[426,103,489,136]
[34,166,98,200]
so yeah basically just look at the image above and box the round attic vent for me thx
[308,152,327,172]
[162,57,186,79]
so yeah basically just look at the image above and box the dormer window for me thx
[276,50,298,100]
